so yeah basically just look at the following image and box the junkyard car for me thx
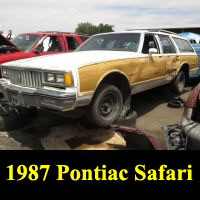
[0,30,198,127]
[0,31,89,65]
[0,33,19,55]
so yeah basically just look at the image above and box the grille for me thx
[9,69,42,88]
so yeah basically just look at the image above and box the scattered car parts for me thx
[164,83,200,150]
[113,125,163,150]
[0,102,37,131]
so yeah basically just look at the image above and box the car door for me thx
[139,34,166,83]
[157,35,178,79]
[32,35,65,56]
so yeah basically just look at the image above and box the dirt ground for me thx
[132,85,194,147]
[0,80,198,150]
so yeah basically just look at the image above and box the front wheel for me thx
[86,84,123,128]
[170,71,185,94]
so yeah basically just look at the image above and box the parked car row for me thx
[0,31,89,65]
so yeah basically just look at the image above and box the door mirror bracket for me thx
[149,48,158,55]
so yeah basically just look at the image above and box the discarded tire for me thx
[115,110,137,128]
[167,100,184,108]
[0,105,37,131]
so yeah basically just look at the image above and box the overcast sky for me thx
[1,0,200,34]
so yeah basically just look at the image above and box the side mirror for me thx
[149,48,158,55]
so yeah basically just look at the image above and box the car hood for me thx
[0,34,20,52]
[2,50,142,71]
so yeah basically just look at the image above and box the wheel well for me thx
[97,72,131,103]
[179,64,189,81]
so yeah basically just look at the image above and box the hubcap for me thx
[99,94,116,118]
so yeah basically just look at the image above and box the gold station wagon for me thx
[0,30,198,127]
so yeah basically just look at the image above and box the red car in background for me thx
[0,31,89,65]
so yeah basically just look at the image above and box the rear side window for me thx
[173,37,194,53]
[66,36,79,50]
[158,35,176,54]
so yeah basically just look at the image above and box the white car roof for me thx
[94,30,186,40]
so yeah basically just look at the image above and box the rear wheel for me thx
[86,84,123,128]
[170,71,185,94]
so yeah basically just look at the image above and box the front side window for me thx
[76,33,141,52]
[35,36,63,52]
[173,37,194,53]
[158,35,176,54]
[142,34,160,54]
[12,34,40,52]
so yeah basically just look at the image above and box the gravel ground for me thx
[0,80,198,150]
[132,85,194,147]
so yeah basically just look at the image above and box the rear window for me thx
[173,37,194,53]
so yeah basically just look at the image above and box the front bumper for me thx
[0,79,76,112]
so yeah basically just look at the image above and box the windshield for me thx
[11,34,40,52]
[76,33,141,52]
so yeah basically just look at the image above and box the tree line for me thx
[75,22,114,35]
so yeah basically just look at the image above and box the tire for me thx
[167,100,184,109]
[0,105,37,131]
[170,71,185,94]
[86,84,123,128]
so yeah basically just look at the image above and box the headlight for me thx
[1,67,9,78]
[56,74,65,84]
[44,72,73,87]
[46,73,55,82]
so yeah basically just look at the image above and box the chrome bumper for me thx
[0,79,76,112]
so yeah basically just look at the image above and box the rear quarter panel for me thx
[179,54,198,71]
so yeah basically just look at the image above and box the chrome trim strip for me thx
[131,76,170,94]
